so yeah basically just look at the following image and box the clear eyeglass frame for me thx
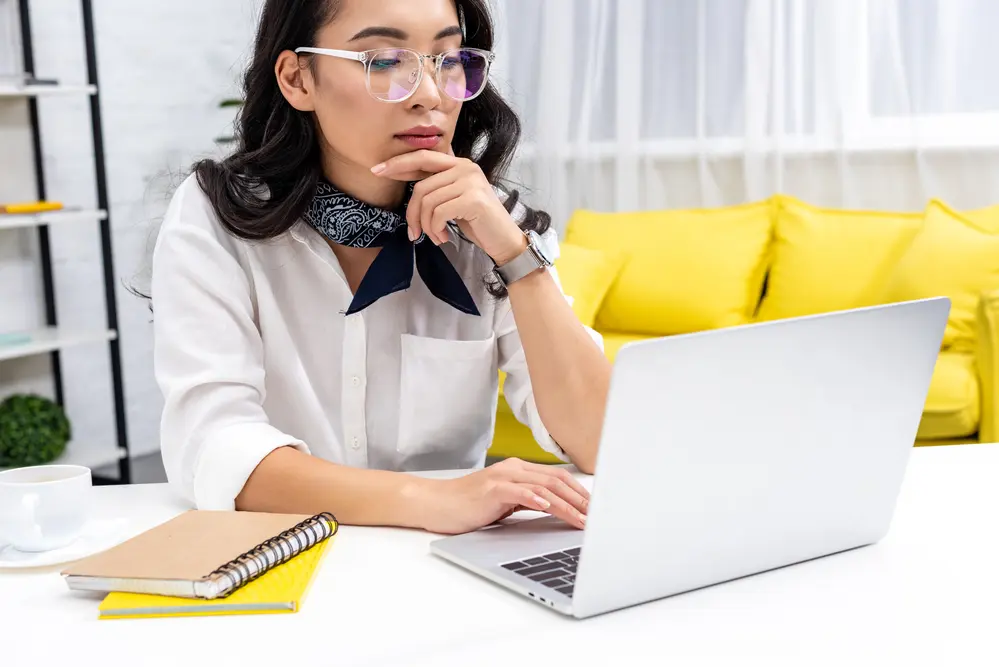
[294,46,496,103]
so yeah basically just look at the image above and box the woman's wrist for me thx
[396,475,441,530]
[489,227,529,266]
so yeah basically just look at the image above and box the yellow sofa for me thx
[488,195,999,463]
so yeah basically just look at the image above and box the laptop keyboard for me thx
[501,546,581,597]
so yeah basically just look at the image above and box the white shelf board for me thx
[0,209,107,231]
[0,84,97,98]
[0,327,117,362]
[0,444,127,473]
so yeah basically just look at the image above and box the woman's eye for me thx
[441,57,462,70]
[370,58,401,71]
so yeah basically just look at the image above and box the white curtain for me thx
[490,0,999,231]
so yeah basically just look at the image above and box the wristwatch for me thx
[493,229,556,287]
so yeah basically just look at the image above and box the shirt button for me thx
[351,436,360,449]
[351,376,360,387]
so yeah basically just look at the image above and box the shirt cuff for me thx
[192,422,310,510]
[523,393,571,463]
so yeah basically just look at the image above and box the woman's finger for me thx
[418,182,463,244]
[521,463,591,507]
[426,189,467,245]
[372,149,457,181]
[530,484,586,529]
[408,170,459,238]
[510,470,588,517]
[493,482,552,514]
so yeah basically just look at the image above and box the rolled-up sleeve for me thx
[494,230,604,461]
[152,178,309,510]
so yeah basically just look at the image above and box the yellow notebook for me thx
[97,535,333,619]
[0,201,64,214]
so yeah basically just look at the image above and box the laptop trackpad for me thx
[432,515,584,564]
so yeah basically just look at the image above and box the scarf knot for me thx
[303,179,480,316]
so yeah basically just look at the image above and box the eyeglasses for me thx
[294,47,495,103]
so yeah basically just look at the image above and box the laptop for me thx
[430,298,950,618]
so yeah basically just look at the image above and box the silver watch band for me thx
[494,242,546,287]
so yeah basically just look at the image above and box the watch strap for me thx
[494,242,546,287]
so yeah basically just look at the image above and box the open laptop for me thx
[430,298,951,618]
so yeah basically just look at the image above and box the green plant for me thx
[0,394,71,467]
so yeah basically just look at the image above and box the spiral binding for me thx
[208,511,338,599]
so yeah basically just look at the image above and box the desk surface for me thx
[2,445,998,666]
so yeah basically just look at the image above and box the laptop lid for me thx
[572,298,950,618]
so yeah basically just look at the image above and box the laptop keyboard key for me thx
[508,549,582,596]
[517,562,563,577]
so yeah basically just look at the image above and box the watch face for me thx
[527,229,555,265]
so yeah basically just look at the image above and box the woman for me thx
[153,0,611,535]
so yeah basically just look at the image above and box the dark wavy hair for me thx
[190,0,550,298]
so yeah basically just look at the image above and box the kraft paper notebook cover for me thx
[61,510,338,600]
[97,537,332,619]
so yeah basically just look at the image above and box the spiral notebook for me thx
[62,510,338,604]
[96,536,332,619]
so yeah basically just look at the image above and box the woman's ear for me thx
[275,50,316,112]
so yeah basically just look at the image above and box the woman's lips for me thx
[395,134,443,149]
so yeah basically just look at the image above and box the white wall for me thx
[0,0,261,460]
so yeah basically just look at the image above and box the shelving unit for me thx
[0,0,131,484]
[0,444,126,473]
[0,208,107,231]
[0,83,96,97]
[0,327,117,363]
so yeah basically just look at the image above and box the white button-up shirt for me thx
[153,175,596,511]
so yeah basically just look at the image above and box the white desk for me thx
[2,445,998,666]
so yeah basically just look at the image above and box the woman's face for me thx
[298,0,465,177]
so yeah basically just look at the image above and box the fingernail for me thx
[371,163,386,174]
[533,495,550,509]
[408,227,418,242]
[579,513,587,525]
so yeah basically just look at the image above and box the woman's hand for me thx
[371,149,528,266]
[409,458,590,535]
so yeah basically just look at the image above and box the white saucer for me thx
[0,517,132,569]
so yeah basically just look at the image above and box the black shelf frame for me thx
[15,0,131,484]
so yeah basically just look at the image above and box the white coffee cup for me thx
[0,464,92,552]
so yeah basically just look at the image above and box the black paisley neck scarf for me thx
[302,179,480,317]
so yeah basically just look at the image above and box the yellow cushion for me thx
[599,331,660,363]
[917,352,980,440]
[963,202,999,234]
[554,243,627,327]
[756,196,922,321]
[565,201,774,336]
[976,289,999,443]
[881,200,999,351]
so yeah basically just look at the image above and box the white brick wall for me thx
[1,0,262,460]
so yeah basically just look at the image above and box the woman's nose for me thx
[407,57,443,109]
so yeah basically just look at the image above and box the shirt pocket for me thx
[397,333,498,461]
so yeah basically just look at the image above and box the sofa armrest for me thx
[976,289,999,442]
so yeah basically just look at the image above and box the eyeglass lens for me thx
[366,49,489,102]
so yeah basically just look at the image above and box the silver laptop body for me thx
[430,298,950,618]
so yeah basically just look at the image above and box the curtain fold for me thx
[495,0,999,231]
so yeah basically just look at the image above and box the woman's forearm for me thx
[235,446,429,526]
[507,269,613,473]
